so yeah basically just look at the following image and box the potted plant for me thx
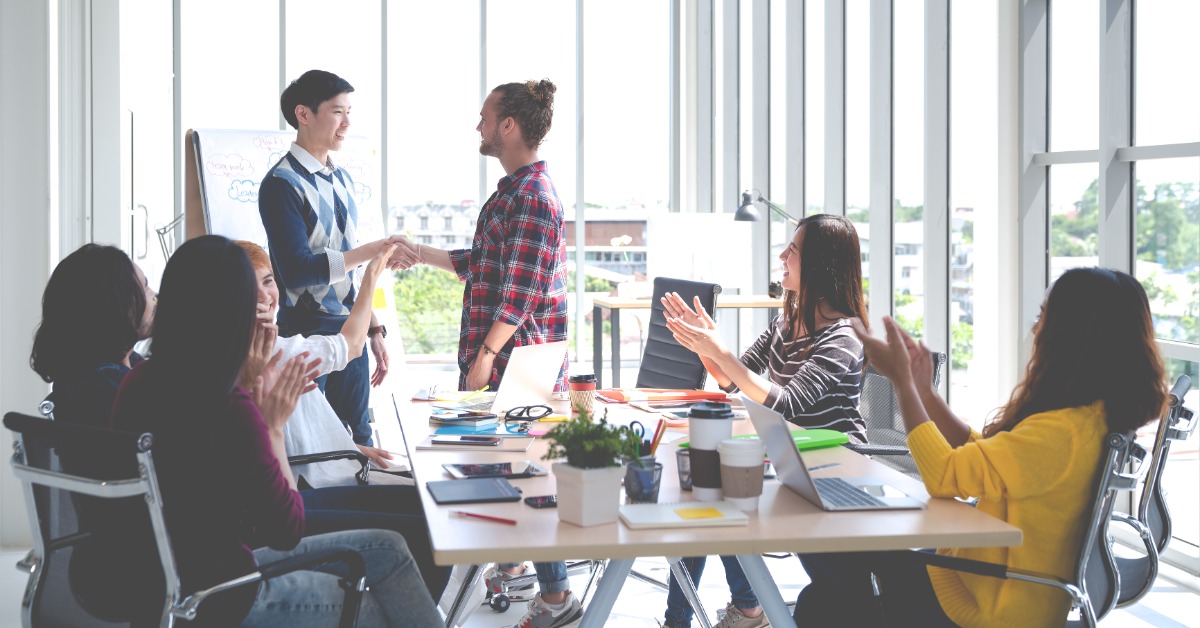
[542,407,641,526]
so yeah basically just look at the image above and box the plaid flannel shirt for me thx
[449,161,569,391]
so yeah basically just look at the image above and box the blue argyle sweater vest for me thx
[261,153,359,318]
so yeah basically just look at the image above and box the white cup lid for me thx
[718,437,765,454]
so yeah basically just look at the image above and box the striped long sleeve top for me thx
[724,316,867,444]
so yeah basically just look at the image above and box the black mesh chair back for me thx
[846,351,946,479]
[1112,374,1195,607]
[635,277,721,390]
[5,411,366,628]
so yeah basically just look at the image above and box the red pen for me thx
[452,510,517,526]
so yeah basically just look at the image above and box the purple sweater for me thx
[111,361,304,626]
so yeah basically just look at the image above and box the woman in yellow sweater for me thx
[794,267,1167,627]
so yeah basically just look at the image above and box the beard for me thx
[478,127,503,158]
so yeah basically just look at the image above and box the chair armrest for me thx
[288,450,373,485]
[843,443,911,457]
[175,546,367,622]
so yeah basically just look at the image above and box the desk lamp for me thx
[733,190,798,225]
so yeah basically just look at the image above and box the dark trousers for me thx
[315,347,373,446]
[300,484,450,598]
[795,551,956,627]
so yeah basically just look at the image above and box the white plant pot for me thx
[552,462,624,527]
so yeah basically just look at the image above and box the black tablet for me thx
[426,478,523,505]
[442,461,549,480]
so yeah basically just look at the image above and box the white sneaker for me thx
[713,602,770,628]
[511,592,584,628]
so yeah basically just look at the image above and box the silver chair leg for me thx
[666,556,712,628]
[444,563,484,628]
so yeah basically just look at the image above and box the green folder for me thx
[678,428,849,451]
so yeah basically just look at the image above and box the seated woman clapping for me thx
[794,267,1168,627]
[658,214,869,628]
[110,235,441,626]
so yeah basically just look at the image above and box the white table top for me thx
[390,395,1022,566]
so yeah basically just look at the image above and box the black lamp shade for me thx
[734,192,761,221]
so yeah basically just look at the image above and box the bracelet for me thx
[481,343,499,357]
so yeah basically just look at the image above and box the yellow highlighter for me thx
[538,415,569,423]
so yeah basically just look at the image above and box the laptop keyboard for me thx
[814,477,888,508]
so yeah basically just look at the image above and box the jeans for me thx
[664,555,758,627]
[316,347,372,446]
[498,561,570,594]
[243,529,441,627]
[795,550,956,627]
[301,485,451,598]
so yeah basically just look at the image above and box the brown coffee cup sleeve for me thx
[720,464,764,499]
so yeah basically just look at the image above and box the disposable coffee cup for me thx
[687,401,735,501]
[568,374,597,420]
[718,437,766,511]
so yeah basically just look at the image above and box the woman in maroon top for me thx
[110,235,439,627]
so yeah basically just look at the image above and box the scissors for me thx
[628,421,648,440]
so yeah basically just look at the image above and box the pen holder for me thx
[675,448,692,491]
[624,461,663,503]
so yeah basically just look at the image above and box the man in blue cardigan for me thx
[258,69,396,446]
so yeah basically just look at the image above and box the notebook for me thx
[744,397,925,511]
[440,341,568,414]
[415,434,534,452]
[619,501,750,529]
[426,478,523,505]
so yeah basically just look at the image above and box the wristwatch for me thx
[368,325,387,339]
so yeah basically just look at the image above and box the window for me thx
[444,216,453,231]
[419,216,428,231]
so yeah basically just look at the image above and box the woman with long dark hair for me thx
[30,244,155,426]
[659,214,870,627]
[794,267,1168,626]
[110,235,440,626]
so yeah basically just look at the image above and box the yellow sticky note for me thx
[372,286,387,309]
[674,507,724,520]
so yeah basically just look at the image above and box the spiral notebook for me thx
[619,501,750,529]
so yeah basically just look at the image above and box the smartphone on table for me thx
[429,435,502,446]
[524,495,558,508]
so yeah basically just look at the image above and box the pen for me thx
[649,418,667,456]
[452,510,517,526]
[458,384,490,403]
[807,463,840,472]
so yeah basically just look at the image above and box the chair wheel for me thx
[490,594,510,612]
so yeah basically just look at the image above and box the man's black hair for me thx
[280,70,355,130]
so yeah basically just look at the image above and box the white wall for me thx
[0,0,54,548]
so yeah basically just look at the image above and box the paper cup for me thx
[718,437,766,511]
[568,374,597,420]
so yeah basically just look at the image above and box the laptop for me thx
[744,397,925,511]
[450,341,568,414]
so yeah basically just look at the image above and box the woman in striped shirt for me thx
[659,214,869,628]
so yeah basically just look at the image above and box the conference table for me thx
[391,394,1021,628]
[591,295,783,388]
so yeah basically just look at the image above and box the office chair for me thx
[39,398,375,486]
[635,277,722,390]
[842,350,947,479]
[1111,374,1196,607]
[5,411,367,628]
[899,431,1145,627]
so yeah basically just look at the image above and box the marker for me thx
[458,384,490,403]
[452,510,517,526]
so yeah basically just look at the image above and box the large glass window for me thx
[1135,2,1200,145]
[949,0,998,423]
[1048,164,1100,281]
[180,0,279,130]
[844,0,869,238]
[1134,159,1200,345]
[1048,0,1098,152]
[892,1,924,339]
[767,0,790,282]
[804,0,825,216]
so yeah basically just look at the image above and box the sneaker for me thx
[511,592,584,628]
[713,602,770,628]
[485,564,536,600]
